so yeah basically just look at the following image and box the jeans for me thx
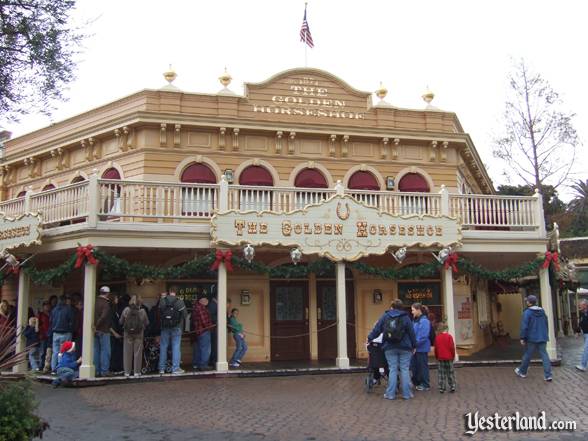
[51,332,72,371]
[159,327,182,372]
[230,333,248,364]
[518,341,552,378]
[39,340,48,369]
[28,346,40,370]
[52,367,77,386]
[93,332,111,376]
[411,352,430,388]
[192,331,211,369]
[385,348,412,399]
[581,334,588,369]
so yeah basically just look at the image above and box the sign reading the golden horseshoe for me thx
[211,195,462,262]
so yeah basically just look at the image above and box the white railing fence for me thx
[29,181,89,224]
[449,194,537,229]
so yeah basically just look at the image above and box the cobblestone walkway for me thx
[34,337,588,441]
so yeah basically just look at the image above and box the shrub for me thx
[0,381,48,441]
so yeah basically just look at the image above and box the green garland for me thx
[0,248,551,287]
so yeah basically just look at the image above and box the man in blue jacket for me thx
[515,295,552,381]
[368,299,417,400]
[50,295,74,372]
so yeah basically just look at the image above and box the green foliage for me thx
[0,381,48,441]
[0,0,85,121]
[568,179,588,236]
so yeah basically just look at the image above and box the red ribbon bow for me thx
[542,251,560,271]
[75,244,98,269]
[7,265,19,276]
[210,250,233,272]
[444,252,459,273]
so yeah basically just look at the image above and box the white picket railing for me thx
[0,197,25,218]
[0,179,541,232]
[449,194,537,229]
[29,182,89,224]
[98,179,219,219]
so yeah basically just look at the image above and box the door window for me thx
[275,286,304,321]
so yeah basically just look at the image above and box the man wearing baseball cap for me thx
[515,295,553,381]
[94,286,113,376]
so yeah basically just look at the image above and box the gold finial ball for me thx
[219,67,232,87]
[422,87,435,104]
[375,82,388,100]
[163,64,177,84]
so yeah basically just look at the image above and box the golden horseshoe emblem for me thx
[336,202,350,220]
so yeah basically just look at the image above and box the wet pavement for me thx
[33,336,588,441]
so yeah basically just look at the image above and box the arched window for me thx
[180,163,217,216]
[398,173,429,192]
[238,166,273,211]
[101,168,121,215]
[398,173,431,215]
[16,190,27,198]
[181,163,216,183]
[71,176,86,184]
[41,184,55,192]
[348,171,380,207]
[348,171,379,191]
[294,168,329,209]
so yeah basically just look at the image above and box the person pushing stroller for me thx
[365,332,389,392]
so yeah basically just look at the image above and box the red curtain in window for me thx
[398,173,429,192]
[348,171,379,190]
[71,176,86,184]
[102,168,121,180]
[294,169,328,188]
[180,163,216,183]
[41,184,55,191]
[239,166,273,186]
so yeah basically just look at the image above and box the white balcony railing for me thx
[0,178,543,234]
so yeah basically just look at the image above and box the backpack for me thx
[161,297,182,329]
[124,305,143,336]
[383,314,406,343]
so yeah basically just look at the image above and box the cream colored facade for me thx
[0,68,555,376]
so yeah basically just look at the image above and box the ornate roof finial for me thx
[375,81,388,100]
[219,67,232,88]
[163,64,177,84]
[422,85,435,105]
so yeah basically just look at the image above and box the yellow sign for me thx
[0,213,42,253]
[211,195,462,262]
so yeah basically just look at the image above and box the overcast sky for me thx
[5,0,587,199]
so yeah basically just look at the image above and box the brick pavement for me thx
[34,337,588,441]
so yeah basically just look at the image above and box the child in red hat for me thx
[51,341,81,387]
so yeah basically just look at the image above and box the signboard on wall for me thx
[397,282,441,306]
[454,294,475,345]
[0,213,42,253]
[212,195,462,262]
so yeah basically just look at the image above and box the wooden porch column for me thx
[13,271,30,373]
[79,262,97,379]
[442,267,459,361]
[216,260,228,372]
[539,267,558,359]
[336,261,349,369]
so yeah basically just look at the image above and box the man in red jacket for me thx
[434,322,456,393]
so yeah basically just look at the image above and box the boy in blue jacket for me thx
[52,341,81,387]
[368,299,417,400]
[515,295,552,381]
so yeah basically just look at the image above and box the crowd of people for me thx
[0,285,249,386]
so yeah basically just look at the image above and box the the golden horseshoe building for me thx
[0,68,555,377]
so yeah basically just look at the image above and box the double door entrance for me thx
[270,280,356,361]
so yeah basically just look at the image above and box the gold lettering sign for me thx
[212,195,462,262]
[0,213,42,253]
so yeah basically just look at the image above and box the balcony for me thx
[0,177,544,238]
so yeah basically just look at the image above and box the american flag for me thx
[300,5,314,48]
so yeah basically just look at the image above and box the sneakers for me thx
[159,370,165,375]
[415,385,430,391]
[229,362,240,368]
[171,368,185,375]
[514,368,527,378]
[544,377,553,382]
[575,365,586,372]
[439,389,445,394]
[124,373,131,378]
[383,394,395,400]
[450,388,456,393]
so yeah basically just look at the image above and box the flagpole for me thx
[304,2,308,67]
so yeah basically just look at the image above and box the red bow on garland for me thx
[210,250,233,272]
[542,251,560,271]
[74,244,98,269]
[444,252,459,273]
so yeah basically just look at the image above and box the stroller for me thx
[142,336,172,374]
[365,339,389,393]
